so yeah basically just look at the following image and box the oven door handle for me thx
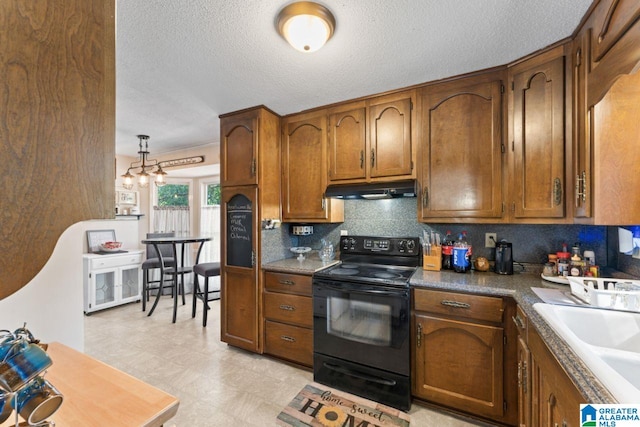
[322,284,407,297]
[323,362,397,386]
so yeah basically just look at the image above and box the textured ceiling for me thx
[115,0,593,157]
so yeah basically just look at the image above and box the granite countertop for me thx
[262,252,340,274]
[261,256,626,404]
[411,265,619,404]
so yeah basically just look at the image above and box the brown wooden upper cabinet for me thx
[418,71,505,222]
[509,47,567,221]
[220,109,260,187]
[327,91,415,185]
[572,32,591,219]
[282,110,344,223]
[572,0,640,224]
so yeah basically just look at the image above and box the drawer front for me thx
[264,292,312,327]
[265,320,312,367]
[90,253,143,270]
[413,288,504,323]
[264,271,312,296]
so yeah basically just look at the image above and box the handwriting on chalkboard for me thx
[229,213,250,241]
[227,195,253,267]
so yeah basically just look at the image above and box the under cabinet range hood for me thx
[324,180,417,199]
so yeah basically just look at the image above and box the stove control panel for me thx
[339,236,420,256]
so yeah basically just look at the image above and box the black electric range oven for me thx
[312,235,421,411]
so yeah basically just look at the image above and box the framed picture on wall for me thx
[116,190,138,205]
[86,229,116,253]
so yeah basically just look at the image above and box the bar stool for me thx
[191,262,221,327]
[141,232,176,312]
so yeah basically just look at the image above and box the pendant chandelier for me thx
[121,135,167,189]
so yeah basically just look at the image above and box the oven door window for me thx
[327,296,392,346]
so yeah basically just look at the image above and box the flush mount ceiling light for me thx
[276,1,336,53]
[121,135,167,189]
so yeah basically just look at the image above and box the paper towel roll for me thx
[619,227,633,254]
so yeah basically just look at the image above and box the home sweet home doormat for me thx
[277,382,410,427]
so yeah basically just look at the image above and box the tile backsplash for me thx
[262,198,640,277]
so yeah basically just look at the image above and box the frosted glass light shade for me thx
[277,2,335,53]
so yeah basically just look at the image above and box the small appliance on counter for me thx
[494,240,514,275]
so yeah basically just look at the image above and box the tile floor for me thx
[84,297,495,426]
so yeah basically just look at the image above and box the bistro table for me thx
[141,235,211,323]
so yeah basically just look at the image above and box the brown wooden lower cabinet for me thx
[529,325,585,427]
[262,271,313,367]
[265,320,313,367]
[514,305,585,427]
[412,288,517,425]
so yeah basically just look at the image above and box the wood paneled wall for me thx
[0,0,115,299]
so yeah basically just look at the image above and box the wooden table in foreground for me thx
[0,342,179,427]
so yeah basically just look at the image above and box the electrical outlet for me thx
[340,230,348,236]
[485,233,497,248]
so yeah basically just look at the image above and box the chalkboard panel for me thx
[227,194,253,267]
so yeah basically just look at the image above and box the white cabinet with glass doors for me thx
[83,250,144,314]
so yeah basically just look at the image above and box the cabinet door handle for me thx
[512,315,525,330]
[371,149,375,168]
[575,170,587,207]
[441,300,471,309]
[416,323,422,348]
[360,150,364,169]
[553,177,562,206]
[422,187,429,208]
[279,304,295,311]
[280,335,296,343]
[522,360,528,392]
[250,158,256,177]
[278,279,295,286]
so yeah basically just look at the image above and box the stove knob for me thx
[406,240,416,252]
[347,238,356,250]
[398,240,406,252]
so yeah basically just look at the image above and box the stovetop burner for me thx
[339,263,359,269]
[373,271,403,280]
[330,268,359,276]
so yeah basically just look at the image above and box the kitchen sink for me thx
[533,303,640,403]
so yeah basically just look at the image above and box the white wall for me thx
[0,219,140,351]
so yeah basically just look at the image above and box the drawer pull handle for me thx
[280,335,296,343]
[279,280,295,286]
[279,304,295,311]
[440,300,470,309]
[512,315,525,330]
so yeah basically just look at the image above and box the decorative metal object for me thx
[0,325,63,426]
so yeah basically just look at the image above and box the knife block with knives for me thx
[422,231,442,271]
[423,246,442,271]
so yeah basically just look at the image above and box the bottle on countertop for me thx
[557,251,570,277]
[441,231,453,270]
[570,242,584,276]
[453,231,471,273]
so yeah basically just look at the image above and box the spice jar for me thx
[557,252,570,276]
[543,262,555,277]
[547,254,558,275]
